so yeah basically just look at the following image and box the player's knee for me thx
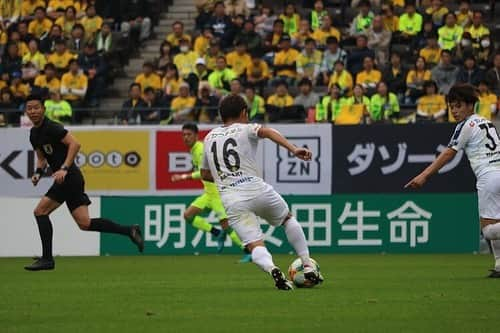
[183,212,193,222]
[247,240,265,252]
[34,207,49,217]
[76,219,91,230]
[483,224,500,240]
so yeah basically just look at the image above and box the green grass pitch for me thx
[1,254,499,333]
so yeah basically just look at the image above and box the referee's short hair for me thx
[219,94,248,122]
[446,84,479,106]
[182,122,198,133]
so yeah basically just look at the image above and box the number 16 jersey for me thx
[202,123,266,199]
[448,114,500,180]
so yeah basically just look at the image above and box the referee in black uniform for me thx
[24,94,144,271]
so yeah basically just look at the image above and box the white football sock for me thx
[284,216,312,267]
[482,223,500,240]
[251,246,275,273]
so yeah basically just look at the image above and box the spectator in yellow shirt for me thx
[476,80,497,120]
[328,60,353,96]
[166,21,192,50]
[297,38,322,83]
[204,39,224,71]
[194,25,213,56]
[455,0,472,27]
[28,7,54,39]
[417,80,446,122]
[22,39,47,71]
[311,15,341,48]
[47,0,73,19]
[135,61,162,94]
[425,0,448,27]
[173,38,199,79]
[80,5,103,39]
[170,82,196,123]
[226,41,251,77]
[292,19,312,49]
[10,71,30,103]
[162,63,184,97]
[355,56,381,96]
[47,39,76,73]
[21,0,45,19]
[381,3,399,32]
[55,6,78,38]
[33,63,61,94]
[405,56,432,104]
[246,51,269,94]
[419,32,441,66]
[61,59,87,108]
[340,84,371,124]
[273,34,299,83]
[266,80,294,108]
[465,11,490,50]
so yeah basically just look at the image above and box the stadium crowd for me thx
[0,0,161,126]
[1,0,499,126]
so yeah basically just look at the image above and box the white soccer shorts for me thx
[477,171,500,219]
[222,183,289,245]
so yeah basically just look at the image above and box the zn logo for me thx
[75,151,141,168]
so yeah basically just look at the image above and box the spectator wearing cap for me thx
[204,39,224,71]
[40,24,64,54]
[2,42,23,75]
[438,13,463,51]
[267,81,294,108]
[292,19,312,49]
[120,82,147,125]
[135,61,162,94]
[208,1,235,49]
[347,35,375,77]
[233,20,262,53]
[369,81,400,123]
[120,0,152,42]
[416,80,446,122]
[296,38,322,84]
[311,15,341,49]
[10,71,30,105]
[355,56,381,97]
[167,21,193,52]
[485,53,500,96]
[320,37,347,85]
[263,19,284,54]
[465,11,490,50]
[294,78,319,111]
[349,0,374,37]
[425,0,448,28]
[61,59,88,108]
[273,34,299,85]
[22,39,47,72]
[279,3,300,36]
[170,82,196,123]
[476,80,497,120]
[80,5,103,40]
[67,23,87,54]
[28,7,53,39]
[48,38,76,73]
[186,58,211,94]
[78,41,107,107]
[366,15,391,68]
[173,39,199,79]
[33,63,61,95]
[419,31,441,66]
[208,56,237,95]
[55,6,78,38]
[431,49,459,95]
[225,0,249,18]
[383,52,407,101]
[457,55,484,87]
[162,63,183,97]
[195,82,220,123]
[328,60,353,96]
[244,84,265,122]
[44,90,72,124]
[309,0,328,32]
[226,41,251,78]
[194,25,214,57]
[245,50,269,94]
[397,2,423,45]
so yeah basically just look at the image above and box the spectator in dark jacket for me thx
[194,82,220,123]
[17,21,35,44]
[485,53,500,96]
[120,0,152,42]
[40,24,63,54]
[457,55,484,86]
[382,52,407,100]
[2,42,23,75]
[120,83,148,124]
[347,35,375,77]
[67,24,87,54]
[78,42,107,107]
[209,1,235,49]
[234,20,262,52]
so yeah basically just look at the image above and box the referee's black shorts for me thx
[45,170,91,212]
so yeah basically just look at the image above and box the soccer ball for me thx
[288,258,324,288]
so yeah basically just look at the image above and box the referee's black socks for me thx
[89,218,131,236]
[35,215,53,260]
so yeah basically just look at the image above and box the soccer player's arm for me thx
[257,126,312,161]
[405,123,470,189]
[172,146,202,182]
[61,132,81,169]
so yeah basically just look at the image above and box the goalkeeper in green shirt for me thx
[171,123,252,263]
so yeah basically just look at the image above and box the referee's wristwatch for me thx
[61,165,69,171]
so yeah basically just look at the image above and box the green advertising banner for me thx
[100,194,479,255]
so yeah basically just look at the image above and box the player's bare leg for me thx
[247,240,293,290]
[25,197,61,271]
[281,213,320,285]
[481,217,500,278]
[184,205,225,252]
[71,205,144,252]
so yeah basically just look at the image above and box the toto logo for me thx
[75,151,141,168]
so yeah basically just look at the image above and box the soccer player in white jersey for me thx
[200,94,321,290]
[406,84,500,278]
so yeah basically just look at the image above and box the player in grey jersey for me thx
[201,94,322,290]
[406,84,500,278]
